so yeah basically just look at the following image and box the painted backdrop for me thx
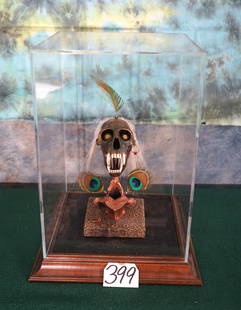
[0,0,241,184]
[0,0,240,124]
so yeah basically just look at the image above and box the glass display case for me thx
[29,31,206,284]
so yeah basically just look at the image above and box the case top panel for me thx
[31,31,206,55]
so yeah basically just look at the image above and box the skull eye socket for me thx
[119,130,131,141]
[101,129,113,141]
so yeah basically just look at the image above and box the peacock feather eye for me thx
[78,173,104,193]
[88,176,101,191]
[127,169,150,192]
[129,176,143,191]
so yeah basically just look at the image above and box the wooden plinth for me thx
[84,198,145,238]
[29,242,201,285]
[29,192,202,285]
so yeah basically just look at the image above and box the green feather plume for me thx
[92,76,124,113]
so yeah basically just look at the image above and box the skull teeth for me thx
[110,153,121,159]
[123,154,126,165]
[106,153,111,171]
[105,153,126,174]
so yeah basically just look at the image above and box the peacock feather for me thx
[92,76,124,113]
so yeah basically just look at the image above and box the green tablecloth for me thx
[0,187,240,310]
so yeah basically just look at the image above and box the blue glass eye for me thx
[129,176,142,191]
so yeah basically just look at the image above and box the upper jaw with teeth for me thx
[105,153,126,175]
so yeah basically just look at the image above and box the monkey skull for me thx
[96,118,135,177]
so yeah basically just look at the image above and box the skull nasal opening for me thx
[113,138,120,150]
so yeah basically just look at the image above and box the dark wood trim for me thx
[0,183,240,189]
[47,192,69,253]
[29,240,202,285]
[0,183,38,188]
[171,195,186,257]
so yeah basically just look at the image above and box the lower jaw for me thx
[107,168,122,177]
[106,164,124,176]
[110,172,121,177]
[105,153,128,175]
[107,159,123,175]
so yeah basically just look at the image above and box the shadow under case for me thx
[29,31,206,285]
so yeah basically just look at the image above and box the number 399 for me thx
[103,263,139,288]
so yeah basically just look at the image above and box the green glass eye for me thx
[129,176,143,191]
[88,177,101,191]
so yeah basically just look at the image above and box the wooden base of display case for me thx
[29,242,202,285]
[29,192,202,285]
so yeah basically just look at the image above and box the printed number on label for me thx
[103,263,139,288]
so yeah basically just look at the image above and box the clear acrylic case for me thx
[30,31,206,284]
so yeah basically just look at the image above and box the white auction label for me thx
[103,263,139,288]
